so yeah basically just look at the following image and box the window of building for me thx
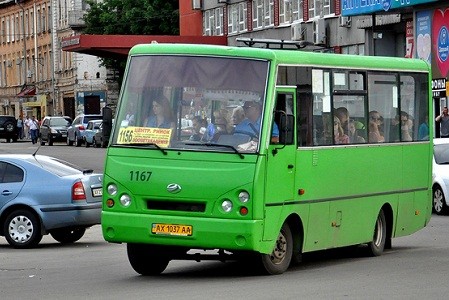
[228,2,247,34]
[48,4,52,31]
[1,18,5,44]
[308,0,331,19]
[279,0,303,24]
[204,7,224,36]
[253,0,274,30]
[30,11,34,35]
[6,16,10,43]
[42,7,46,32]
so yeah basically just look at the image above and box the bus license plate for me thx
[92,188,102,197]
[151,223,192,236]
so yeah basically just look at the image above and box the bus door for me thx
[263,88,297,240]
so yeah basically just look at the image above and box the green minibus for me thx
[102,43,432,275]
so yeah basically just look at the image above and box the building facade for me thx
[0,0,108,120]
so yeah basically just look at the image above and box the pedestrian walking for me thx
[17,117,23,139]
[27,116,40,144]
[24,116,30,139]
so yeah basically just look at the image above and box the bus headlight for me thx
[107,184,118,196]
[238,191,250,203]
[221,200,233,213]
[120,194,132,207]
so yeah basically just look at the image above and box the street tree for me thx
[83,0,179,83]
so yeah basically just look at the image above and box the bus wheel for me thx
[127,243,170,275]
[260,223,293,275]
[367,210,386,256]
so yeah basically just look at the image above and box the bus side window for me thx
[274,93,294,145]
[297,85,313,146]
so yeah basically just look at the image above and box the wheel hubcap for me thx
[270,231,287,264]
[434,189,443,212]
[373,216,383,247]
[9,216,33,243]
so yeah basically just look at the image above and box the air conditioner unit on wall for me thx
[192,0,202,10]
[313,19,326,45]
[339,16,351,28]
[291,23,306,41]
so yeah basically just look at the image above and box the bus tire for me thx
[367,210,386,256]
[127,243,170,275]
[259,223,293,275]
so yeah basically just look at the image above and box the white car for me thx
[432,138,449,215]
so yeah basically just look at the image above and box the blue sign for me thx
[342,0,437,16]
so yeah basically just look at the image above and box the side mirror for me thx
[102,106,113,140]
[279,114,294,145]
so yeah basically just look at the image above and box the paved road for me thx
[1,141,449,299]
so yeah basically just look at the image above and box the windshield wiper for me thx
[185,142,244,159]
[123,143,168,155]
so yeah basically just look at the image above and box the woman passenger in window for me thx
[144,96,175,129]
[334,116,349,144]
[368,110,385,143]
[348,119,365,143]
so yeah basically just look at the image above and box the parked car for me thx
[67,114,102,147]
[63,116,73,126]
[0,154,103,248]
[432,138,449,215]
[93,119,114,148]
[0,115,18,143]
[39,116,71,146]
[83,119,102,148]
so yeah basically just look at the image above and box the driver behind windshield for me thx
[235,101,279,142]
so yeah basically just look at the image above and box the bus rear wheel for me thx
[259,223,293,275]
[127,243,170,275]
[367,210,386,256]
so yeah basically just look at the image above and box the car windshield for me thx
[434,143,449,164]
[50,118,70,126]
[111,55,269,154]
[26,155,84,176]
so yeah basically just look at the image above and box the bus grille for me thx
[146,200,206,212]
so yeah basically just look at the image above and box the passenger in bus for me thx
[235,101,279,142]
[335,107,349,134]
[211,109,232,142]
[334,117,349,144]
[144,96,175,129]
[368,110,385,143]
[231,106,245,127]
[125,102,135,126]
[418,115,429,140]
[189,116,217,142]
[348,119,365,143]
[389,111,413,142]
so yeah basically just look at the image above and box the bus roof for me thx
[128,43,430,73]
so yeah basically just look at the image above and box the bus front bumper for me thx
[101,211,267,252]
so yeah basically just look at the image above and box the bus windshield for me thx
[111,55,270,153]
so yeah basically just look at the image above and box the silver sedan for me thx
[0,154,103,248]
